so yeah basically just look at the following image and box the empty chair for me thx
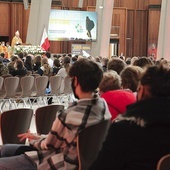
[35,104,64,135]
[0,108,33,144]
[60,76,73,102]
[157,154,170,170]
[30,76,48,107]
[30,73,40,93]
[77,120,111,170]
[1,77,20,111]
[15,76,34,107]
[46,75,62,103]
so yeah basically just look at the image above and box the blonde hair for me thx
[99,70,121,93]
[41,58,51,75]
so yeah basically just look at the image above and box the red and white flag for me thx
[40,27,50,51]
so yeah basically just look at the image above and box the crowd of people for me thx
[0,51,169,169]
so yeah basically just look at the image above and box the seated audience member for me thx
[101,57,109,72]
[0,59,111,169]
[90,65,170,170]
[37,58,52,76]
[120,65,144,93]
[57,56,71,93]
[133,56,154,69]
[33,55,41,72]
[99,70,121,95]
[0,52,10,65]
[107,57,127,74]
[7,55,18,74]
[99,70,136,120]
[24,55,33,72]
[52,58,61,75]
[130,56,138,65]
[0,59,9,76]
[11,60,27,77]
[45,51,53,68]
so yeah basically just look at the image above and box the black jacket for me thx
[90,97,170,170]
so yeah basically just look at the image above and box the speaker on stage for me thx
[23,0,29,10]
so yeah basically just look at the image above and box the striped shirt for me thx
[25,94,111,170]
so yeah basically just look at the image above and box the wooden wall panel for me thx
[114,0,137,9]
[0,2,11,36]
[148,7,161,46]
[11,3,24,43]
[126,10,134,57]
[114,0,161,8]
[22,9,30,43]
[112,8,127,56]
[83,0,96,8]
[133,10,148,56]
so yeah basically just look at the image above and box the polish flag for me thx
[40,27,50,51]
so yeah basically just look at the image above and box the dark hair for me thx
[53,58,60,67]
[69,59,103,92]
[45,51,51,59]
[16,60,24,70]
[141,65,170,97]
[133,57,154,68]
[108,58,126,75]
[120,66,144,92]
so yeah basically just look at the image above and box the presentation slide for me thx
[48,10,97,41]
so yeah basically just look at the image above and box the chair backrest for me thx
[35,104,64,135]
[4,77,20,98]
[31,74,40,92]
[20,76,34,97]
[77,119,111,170]
[35,76,48,96]
[0,108,33,144]
[63,76,72,94]
[0,76,4,91]
[50,75,62,95]
[157,154,170,170]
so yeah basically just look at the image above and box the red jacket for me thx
[101,89,136,120]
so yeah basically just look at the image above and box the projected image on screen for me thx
[48,10,97,41]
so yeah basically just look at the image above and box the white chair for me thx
[46,75,62,104]
[1,77,20,111]
[30,76,49,107]
[15,76,34,107]
[60,76,73,103]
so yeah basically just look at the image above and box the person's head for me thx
[45,51,51,59]
[120,66,144,92]
[133,57,154,69]
[25,55,32,65]
[108,58,127,75]
[69,59,103,99]
[137,65,170,101]
[18,52,24,60]
[99,70,121,95]
[53,58,60,67]
[14,60,24,70]
[41,58,48,66]
[11,55,18,62]
[34,55,42,64]
[15,30,20,37]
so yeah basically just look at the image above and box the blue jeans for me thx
[0,144,37,170]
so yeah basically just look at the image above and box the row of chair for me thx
[0,104,65,144]
[0,75,73,112]
[0,105,111,170]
